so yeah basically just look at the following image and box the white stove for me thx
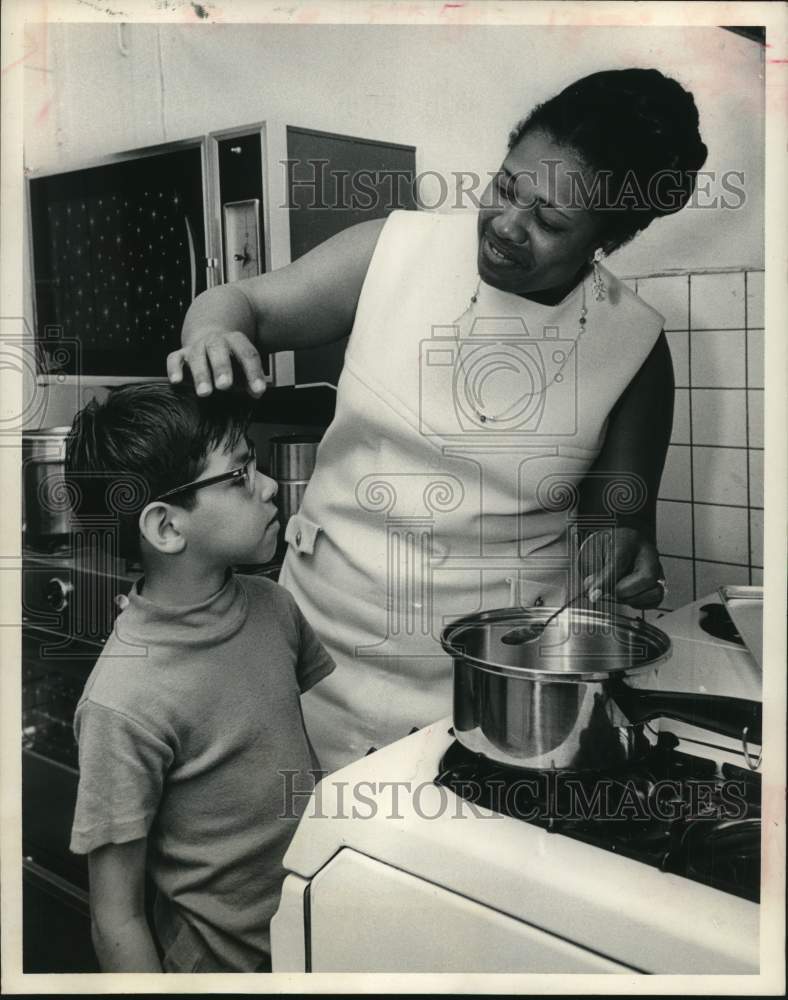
[271,595,761,974]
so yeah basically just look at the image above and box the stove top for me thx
[436,732,761,903]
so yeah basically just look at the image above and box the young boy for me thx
[66,383,334,973]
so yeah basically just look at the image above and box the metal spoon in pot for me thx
[500,533,605,645]
[500,589,589,645]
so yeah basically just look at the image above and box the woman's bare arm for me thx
[577,331,674,607]
[168,218,385,396]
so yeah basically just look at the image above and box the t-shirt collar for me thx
[116,571,248,647]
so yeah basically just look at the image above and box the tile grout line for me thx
[625,266,764,280]
[660,327,765,334]
[668,443,763,451]
[687,274,696,602]
[661,553,757,568]
[670,442,763,450]
[658,497,762,511]
[744,271,752,585]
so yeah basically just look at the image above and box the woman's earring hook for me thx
[592,247,607,302]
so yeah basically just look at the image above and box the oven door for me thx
[272,849,633,973]
[23,856,97,973]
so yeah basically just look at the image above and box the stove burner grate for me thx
[436,735,761,903]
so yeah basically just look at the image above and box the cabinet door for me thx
[286,127,417,387]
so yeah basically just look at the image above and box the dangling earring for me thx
[592,247,607,302]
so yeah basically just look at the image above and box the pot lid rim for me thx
[440,606,672,681]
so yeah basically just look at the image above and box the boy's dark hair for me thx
[65,383,253,560]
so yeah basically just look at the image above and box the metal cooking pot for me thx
[269,434,321,545]
[22,427,73,550]
[442,606,762,771]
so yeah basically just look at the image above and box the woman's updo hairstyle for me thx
[509,68,708,250]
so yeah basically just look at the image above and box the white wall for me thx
[25,22,764,277]
[21,22,764,429]
[17,21,767,600]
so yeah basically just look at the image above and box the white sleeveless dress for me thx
[279,210,665,773]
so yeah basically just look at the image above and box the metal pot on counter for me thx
[269,434,321,542]
[442,606,762,771]
[22,427,73,550]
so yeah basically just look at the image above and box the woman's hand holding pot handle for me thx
[580,526,666,610]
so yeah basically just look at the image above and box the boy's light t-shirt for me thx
[69,572,334,972]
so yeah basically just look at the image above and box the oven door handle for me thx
[23,855,90,911]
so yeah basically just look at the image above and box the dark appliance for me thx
[28,140,208,380]
[21,552,139,972]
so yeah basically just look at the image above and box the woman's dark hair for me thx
[65,382,253,559]
[509,68,708,249]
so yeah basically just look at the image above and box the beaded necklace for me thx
[452,277,589,424]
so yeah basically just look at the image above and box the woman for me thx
[168,69,707,772]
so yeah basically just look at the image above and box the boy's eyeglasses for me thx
[154,443,257,502]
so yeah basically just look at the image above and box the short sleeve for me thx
[70,700,174,855]
[291,601,335,694]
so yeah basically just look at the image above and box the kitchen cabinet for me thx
[28,139,209,382]
[28,121,416,390]
[286,126,417,388]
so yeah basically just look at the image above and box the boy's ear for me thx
[138,502,187,555]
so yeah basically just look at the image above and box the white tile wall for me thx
[659,556,694,610]
[691,389,748,447]
[671,389,690,445]
[636,275,690,330]
[693,446,748,505]
[661,445,693,501]
[693,504,749,564]
[628,268,763,609]
[749,450,763,507]
[746,271,764,327]
[750,509,763,567]
[690,273,746,329]
[656,500,693,556]
[695,560,750,599]
[751,568,763,585]
[748,390,764,448]
[666,330,689,386]
[690,330,746,387]
[747,330,764,388]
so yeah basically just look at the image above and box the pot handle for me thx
[611,683,762,745]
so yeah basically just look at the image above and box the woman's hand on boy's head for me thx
[167,330,267,398]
